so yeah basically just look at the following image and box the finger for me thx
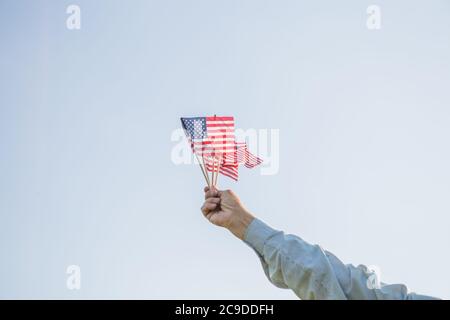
[204,185,217,193]
[204,188,219,200]
[202,198,220,213]
[201,202,219,216]
[205,197,220,205]
[205,212,215,221]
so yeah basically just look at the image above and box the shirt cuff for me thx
[243,218,279,256]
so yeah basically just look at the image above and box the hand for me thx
[201,186,255,240]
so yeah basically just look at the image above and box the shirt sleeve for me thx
[243,218,439,300]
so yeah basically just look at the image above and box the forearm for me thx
[243,218,347,299]
[226,209,254,240]
[242,218,438,300]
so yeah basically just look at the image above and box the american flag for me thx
[227,142,263,168]
[181,116,262,181]
[181,116,239,180]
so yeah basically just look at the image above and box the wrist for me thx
[228,210,255,240]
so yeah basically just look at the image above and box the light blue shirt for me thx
[244,218,439,300]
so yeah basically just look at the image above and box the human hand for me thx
[201,186,254,240]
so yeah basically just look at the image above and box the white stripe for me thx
[191,137,235,142]
[207,137,235,142]
[206,132,235,137]
[193,143,237,149]
[206,120,234,125]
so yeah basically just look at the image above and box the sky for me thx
[0,0,449,299]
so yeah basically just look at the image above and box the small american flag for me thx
[227,142,263,168]
[181,116,262,181]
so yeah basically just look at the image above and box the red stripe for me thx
[206,123,234,128]
[204,164,238,180]
[206,116,234,121]
[193,147,237,152]
[193,148,238,153]
[207,128,234,132]
[194,141,236,146]
[219,167,238,181]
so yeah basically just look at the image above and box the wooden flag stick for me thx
[201,155,211,187]
[212,156,216,187]
[195,154,210,187]
[212,156,217,187]
[214,155,222,187]
[210,156,214,186]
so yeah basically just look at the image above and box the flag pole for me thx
[213,156,218,187]
[212,114,217,187]
[214,154,222,187]
[211,156,215,187]
[201,155,211,187]
[195,153,210,187]
[211,114,220,187]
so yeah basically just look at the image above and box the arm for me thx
[244,218,438,300]
[201,187,439,300]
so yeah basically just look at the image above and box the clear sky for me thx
[1,0,449,299]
